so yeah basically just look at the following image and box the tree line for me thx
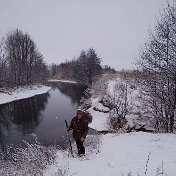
[137,3,176,132]
[0,28,110,89]
[49,48,102,86]
[0,29,48,88]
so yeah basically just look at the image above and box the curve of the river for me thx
[0,82,86,150]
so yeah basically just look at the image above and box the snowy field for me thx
[44,132,176,176]
[0,85,51,105]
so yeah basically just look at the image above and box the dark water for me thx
[0,82,86,150]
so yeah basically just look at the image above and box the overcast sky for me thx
[0,0,172,70]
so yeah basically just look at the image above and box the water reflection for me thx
[0,82,85,150]
[51,82,86,105]
[0,93,50,145]
[13,93,50,134]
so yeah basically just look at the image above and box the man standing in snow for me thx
[67,109,88,156]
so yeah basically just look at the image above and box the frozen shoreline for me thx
[48,79,77,84]
[0,85,51,105]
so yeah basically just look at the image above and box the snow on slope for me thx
[88,98,110,131]
[44,132,176,176]
[107,76,155,131]
[88,107,109,131]
[0,85,51,105]
[43,74,176,176]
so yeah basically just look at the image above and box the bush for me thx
[0,134,57,176]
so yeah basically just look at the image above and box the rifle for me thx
[65,119,74,157]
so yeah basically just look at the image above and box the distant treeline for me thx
[0,28,116,89]
[0,29,48,88]
[49,48,116,86]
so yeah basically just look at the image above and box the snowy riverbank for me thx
[42,73,174,175]
[48,79,77,84]
[1,74,175,176]
[45,73,176,175]
[0,85,51,105]
[81,73,155,132]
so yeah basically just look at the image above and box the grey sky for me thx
[0,0,172,70]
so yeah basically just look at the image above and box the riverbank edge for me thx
[79,74,114,132]
[48,79,77,84]
[0,85,51,105]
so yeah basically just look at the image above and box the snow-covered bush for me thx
[85,133,101,155]
[109,112,128,131]
[106,75,156,132]
[0,135,58,176]
[106,78,132,131]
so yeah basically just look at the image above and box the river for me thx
[0,82,86,150]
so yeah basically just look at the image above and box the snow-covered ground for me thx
[48,79,77,84]
[88,108,109,131]
[88,97,110,131]
[1,74,175,176]
[48,73,174,175]
[0,85,51,105]
[44,132,176,176]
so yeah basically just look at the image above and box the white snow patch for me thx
[44,132,176,176]
[88,98,109,131]
[88,107,109,131]
[0,85,51,105]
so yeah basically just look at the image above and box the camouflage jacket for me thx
[68,116,88,140]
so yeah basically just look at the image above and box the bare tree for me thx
[4,29,48,87]
[0,39,8,88]
[109,79,129,130]
[137,3,176,132]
